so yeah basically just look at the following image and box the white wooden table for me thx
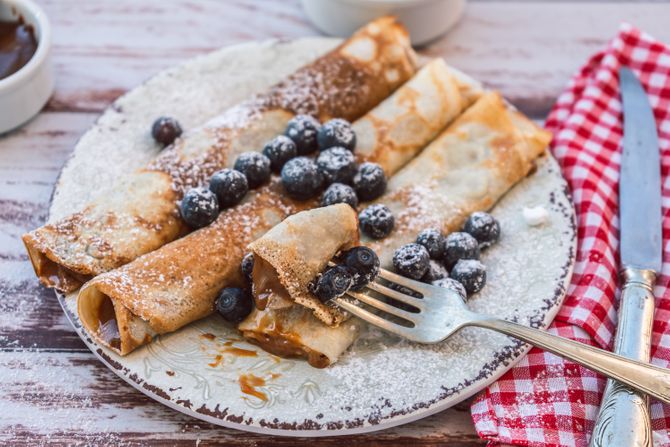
[1,1,668,445]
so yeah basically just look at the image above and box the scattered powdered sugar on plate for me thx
[53,39,576,435]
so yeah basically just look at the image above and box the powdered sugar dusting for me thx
[52,40,574,434]
[60,152,574,434]
[50,39,338,222]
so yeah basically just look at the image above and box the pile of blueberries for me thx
[149,117,500,318]
[392,211,501,299]
[154,113,390,230]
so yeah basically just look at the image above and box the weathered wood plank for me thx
[0,112,96,229]
[35,1,670,117]
[0,261,85,351]
[0,351,483,445]
[0,113,96,350]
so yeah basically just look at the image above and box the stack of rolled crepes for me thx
[23,17,550,368]
[75,51,481,357]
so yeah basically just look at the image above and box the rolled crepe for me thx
[365,91,552,266]
[23,16,418,293]
[353,58,480,174]
[239,204,360,367]
[77,57,480,356]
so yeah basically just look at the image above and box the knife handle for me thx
[589,267,656,447]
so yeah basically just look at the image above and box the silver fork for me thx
[334,267,670,404]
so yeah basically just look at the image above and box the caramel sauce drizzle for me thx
[239,374,267,401]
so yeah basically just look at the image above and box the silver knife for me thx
[590,67,662,447]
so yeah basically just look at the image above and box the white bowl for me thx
[301,0,466,46]
[0,0,53,134]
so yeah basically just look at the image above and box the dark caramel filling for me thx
[36,254,91,292]
[251,258,293,310]
[246,256,330,368]
[92,296,121,350]
[241,313,329,368]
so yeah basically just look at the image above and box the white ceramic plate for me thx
[53,38,576,436]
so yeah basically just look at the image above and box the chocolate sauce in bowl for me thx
[0,18,37,80]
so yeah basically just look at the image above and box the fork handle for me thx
[469,316,670,404]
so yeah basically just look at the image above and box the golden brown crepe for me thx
[76,58,480,356]
[366,91,552,266]
[23,16,418,293]
[239,204,360,367]
[353,58,481,174]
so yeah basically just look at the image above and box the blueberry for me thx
[285,115,321,155]
[421,260,449,283]
[262,135,297,173]
[241,253,254,283]
[342,246,380,290]
[233,152,271,189]
[151,116,182,146]
[179,187,219,229]
[393,243,430,280]
[443,232,480,269]
[209,168,248,208]
[450,259,486,295]
[316,146,357,184]
[431,277,467,299]
[317,118,356,152]
[310,265,353,303]
[463,211,501,249]
[359,204,394,239]
[353,162,387,202]
[321,183,358,208]
[215,287,253,323]
[416,228,445,259]
[280,156,324,200]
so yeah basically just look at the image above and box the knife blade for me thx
[590,67,661,447]
[618,67,662,272]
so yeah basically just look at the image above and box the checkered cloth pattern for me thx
[470,23,670,447]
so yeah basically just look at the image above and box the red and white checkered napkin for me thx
[470,23,670,447]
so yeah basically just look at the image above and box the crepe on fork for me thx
[23,16,418,293]
[239,204,360,368]
[76,57,481,356]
